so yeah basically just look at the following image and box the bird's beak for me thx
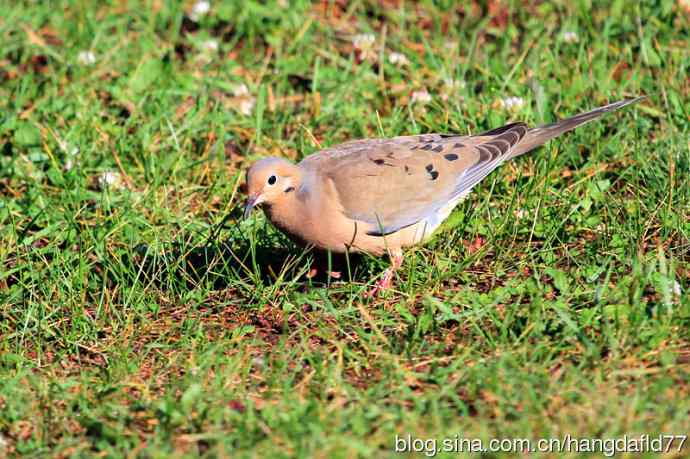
[243,194,262,219]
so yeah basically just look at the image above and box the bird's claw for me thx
[364,268,395,298]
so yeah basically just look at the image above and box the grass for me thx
[1,0,689,457]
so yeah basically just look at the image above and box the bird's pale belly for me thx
[263,192,464,256]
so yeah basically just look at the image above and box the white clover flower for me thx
[439,78,466,101]
[231,83,255,115]
[232,83,250,97]
[97,171,123,189]
[388,52,409,66]
[411,89,432,104]
[200,39,218,52]
[252,356,265,369]
[443,78,466,91]
[561,31,579,43]
[673,280,682,297]
[77,51,96,65]
[352,33,375,50]
[190,1,211,21]
[499,96,525,111]
[514,208,528,219]
[238,98,255,116]
[64,147,79,172]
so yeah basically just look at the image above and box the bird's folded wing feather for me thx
[299,123,528,235]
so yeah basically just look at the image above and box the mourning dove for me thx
[244,97,643,293]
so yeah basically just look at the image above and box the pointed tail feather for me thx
[509,96,645,158]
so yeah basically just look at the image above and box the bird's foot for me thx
[364,252,403,298]
[364,268,395,297]
[306,268,341,280]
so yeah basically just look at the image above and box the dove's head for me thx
[244,157,301,219]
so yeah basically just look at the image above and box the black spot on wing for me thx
[444,153,458,161]
[454,143,466,148]
[421,144,433,151]
[370,157,394,166]
[432,145,443,153]
[425,163,439,180]
[404,165,411,174]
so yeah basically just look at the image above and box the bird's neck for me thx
[264,189,313,246]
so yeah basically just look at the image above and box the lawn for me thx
[1,0,689,457]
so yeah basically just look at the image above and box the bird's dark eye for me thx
[267,175,277,185]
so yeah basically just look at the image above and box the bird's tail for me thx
[509,96,645,158]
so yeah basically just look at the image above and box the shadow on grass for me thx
[126,231,371,292]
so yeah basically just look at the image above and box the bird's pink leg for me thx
[365,251,403,297]
[306,257,342,280]
[307,268,341,279]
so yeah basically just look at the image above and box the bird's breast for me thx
[263,196,387,255]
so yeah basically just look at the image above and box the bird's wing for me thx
[299,124,528,235]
